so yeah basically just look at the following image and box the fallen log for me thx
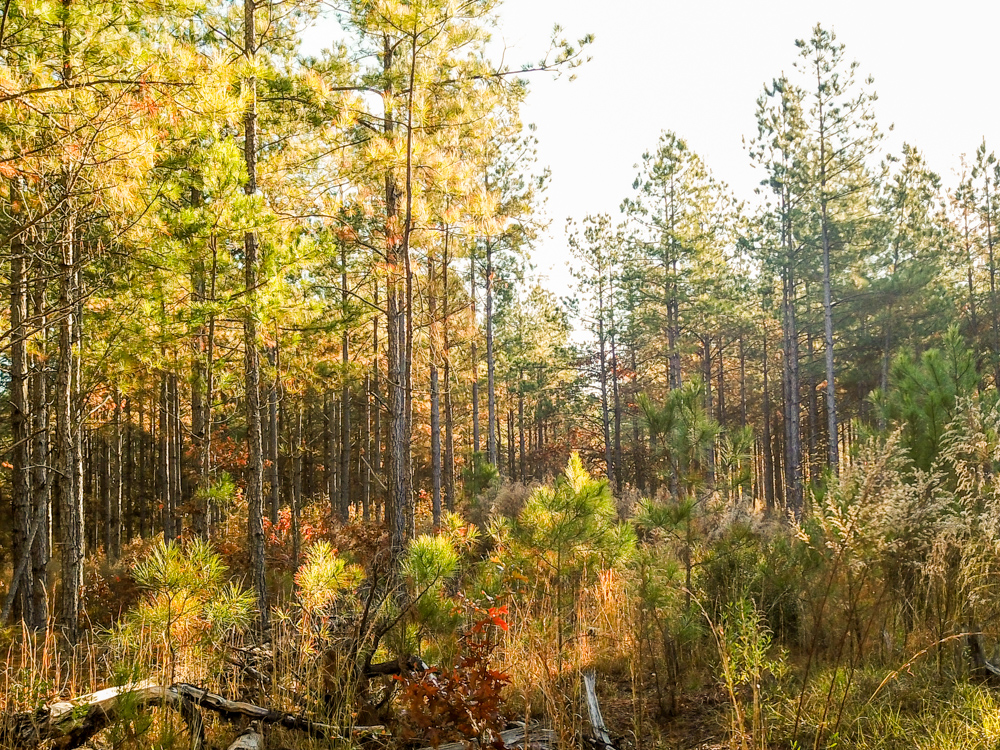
[363,655,429,677]
[0,681,386,750]
[226,725,264,750]
[0,681,191,750]
[582,670,616,749]
[416,724,557,750]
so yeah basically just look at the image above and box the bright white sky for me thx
[492,0,1000,288]
[305,0,1000,290]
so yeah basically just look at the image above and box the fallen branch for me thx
[363,655,429,677]
[582,670,616,749]
[0,681,188,750]
[0,681,385,750]
[226,725,264,750]
[417,724,557,750]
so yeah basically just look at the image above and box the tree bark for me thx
[110,388,122,560]
[243,0,268,633]
[442,228,455,512]
[10,209,32,624]
[30,271,50,628]
[56,194,81,644]
[597,282,613,484]
[762,325,776,510]
[429,249,442,527]
[267,344,280,527]
[292,403,302,567]
[485,239,497,466]
[470,247,480,456]
[340,241,351,521]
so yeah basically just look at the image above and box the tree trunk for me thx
[171,373,183,536]
[471,247,480,457]
[56,193,81,643]
[702,334,715,487]
[10,214,32,624]
[739,333,747,428]
[268,345,280,527]
[429,249,442,527]
[817,91,840,475]
[30,271,50,628]
[341,242,352,521]
[362,373,371,522]
[159,370,173,540]
[762,325,776,510]
[442,228,456,512]
[203,241,217,534]
[292,403,302,567]
[781,199,803,515]
[518,375,526,482]
[985,175,1000,387]
[110,389,122,560]
[486,240,497,466]
[243,0,268,634]
[597,283,612,483]
[325,393,335,515]
[372,283,382,522]
[610,303,623,491]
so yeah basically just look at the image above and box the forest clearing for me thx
[3,0,1000,748]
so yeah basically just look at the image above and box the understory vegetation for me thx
[3,0,1000,746]
[8,375,1000,750]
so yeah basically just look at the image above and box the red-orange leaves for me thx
[395,613,511,748]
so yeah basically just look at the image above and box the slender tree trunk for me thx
[56,191,81,644]
[292,403,302,567]
[139,400,148,538]
[486,239,497,466]
[110,389,122,560]
[101,438,110,555]
[470,247,480,456]
[597,284,613,483]
[806,324,819,482]
[268,344,280,526]
[985,176,1000,387]
[341,243,352,521]
[372,282,382,523]
[203,241,217,534]
[717,337,726,425]
[518,374,526,482]
[382,32,408,556]
[816,88,840,475]
[171,373,183,536]
[55,0,83,643]
[325,393,335,515]
[821,200,838,475]
[507,409,515,480]
[666,182,682,389]
[610,306,623,491]
[781,194,803,515]
[362,373,371,522]
[703,334,715,486]
[30,273,50,628]
[964,207,980,342]
[631,346,644,493]
[739,333,747,428]
[442,228,455,512]
[762,325,775,510]
[158,370,172,540]
[243,0,268,633]
[429,249,442,527]
[10,212,32,624]
[190,210,207,535]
